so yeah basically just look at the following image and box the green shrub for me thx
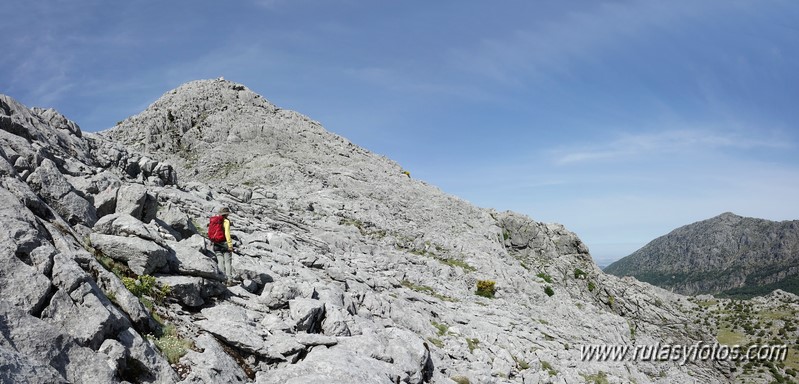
[588,281,596,292]
[537,273,553,283]
[123,275,170,304]
[475,280,496,298]
[544,286,555,297]
[149,324,191,364]
[574,268,587,279]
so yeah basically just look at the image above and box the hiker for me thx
[208,206,235,285]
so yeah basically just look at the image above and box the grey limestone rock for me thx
[155,275,223,307]
[0,188,53,315]
[259,280,305,309]
[94,185,119,218]
[0,302,117,384]
[255,347,398,384]
[288,298,326,333]
[98,339,128,372]
[115,184,158,222]
[195,304,275,358]
[93,213,166,246]
[89,233,169,275]
[26,158,97,226]
[0,346,68,384]
[166,235,223,280]
[156,202,199,240]
[180,333,249,384]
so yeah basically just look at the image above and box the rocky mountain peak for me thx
[0,83,759,383]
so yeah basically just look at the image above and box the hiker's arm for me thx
[224,219,233,250]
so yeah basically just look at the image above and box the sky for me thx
[2,1,799,265]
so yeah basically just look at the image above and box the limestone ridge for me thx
[1,81,732,383]
[605,212,799,297]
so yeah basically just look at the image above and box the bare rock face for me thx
[0,82,764,383]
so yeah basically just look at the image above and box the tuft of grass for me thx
[544,286,555,297]
[588,281,596,292]
[401,280,457,302]
[581,371,610,384]
[475,280,496,298]
[466,337,480,353]
[432,321,449,336]
[427,337,444,348]
[541,360,558,376]
[537,272,553,284]
[574,268,587,279]
[439,258,477,272]
[513,355,530,370]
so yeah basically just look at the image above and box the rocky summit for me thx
[605,212,799,298]
[2,79,793,383]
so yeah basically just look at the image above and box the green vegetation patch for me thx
[581,371,610,384]
[537,272,553,284]
[439,258,477,272]
[720,275,799,299]
[475,280,496,298]
[122,275,170,304]
[432,321,449,336]
[427,337,444,348]
[148,324,192,364]
[717,328,747,346]
[401,280,457,302]
[466,337,480,353]
[513,355,530,370]
[541,360,558,376]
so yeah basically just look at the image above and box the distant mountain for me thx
[605,212,799,298]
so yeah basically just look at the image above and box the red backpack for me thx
[208,215,226,243]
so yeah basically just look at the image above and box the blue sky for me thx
[3,1,798,265]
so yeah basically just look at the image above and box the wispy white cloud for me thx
[551,128,794,165]
[447,1,741,85]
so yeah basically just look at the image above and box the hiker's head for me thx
[218,207,231,216]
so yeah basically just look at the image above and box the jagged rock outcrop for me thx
[605,212,799,297]
[0,82,753,383]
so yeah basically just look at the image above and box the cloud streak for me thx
[551,128,794,165]
[448,1,719,85]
